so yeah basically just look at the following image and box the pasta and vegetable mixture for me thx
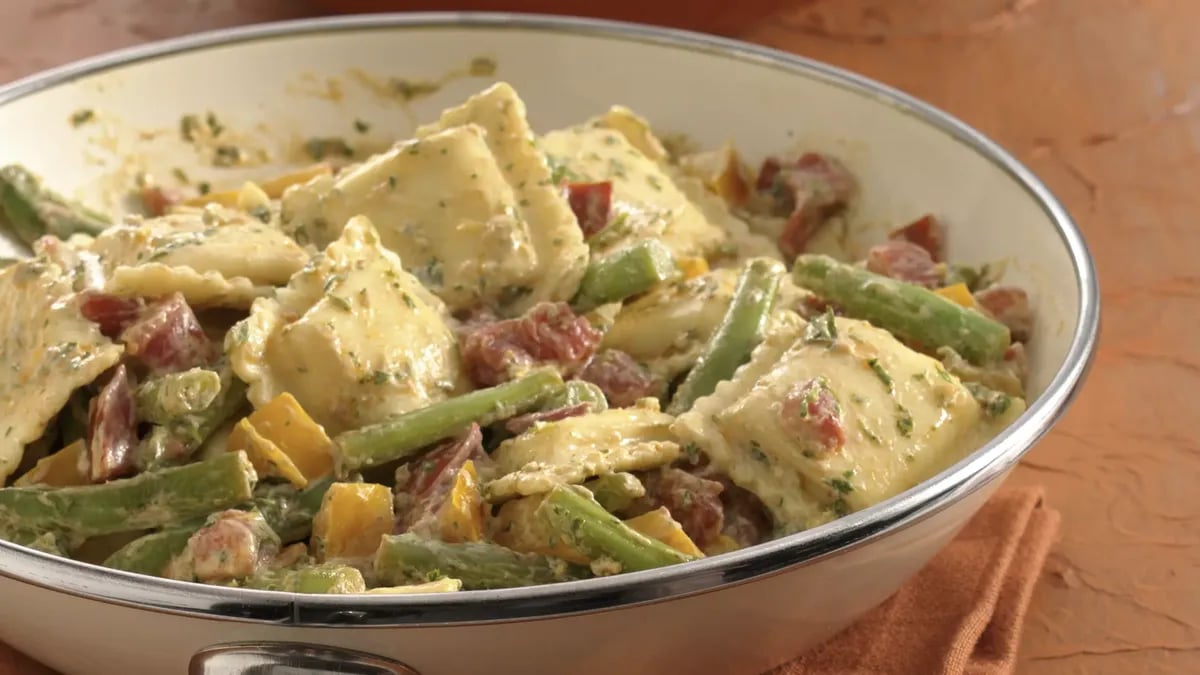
[0,83,1034,593]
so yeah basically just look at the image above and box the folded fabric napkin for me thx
[0,487,1058,675]
[772,486,1060,675]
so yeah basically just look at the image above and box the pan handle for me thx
[189,642,422,675]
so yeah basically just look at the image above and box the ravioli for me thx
[227,216,464,436]
[88,206,308,308]
[540,119,729,259]
[672,315,1021,533]
[602,267,740,380]
[669,167,780,261]
[282,125,549,314]
[415,82,591,314]
[0,259,124,483]
[592,105,669,162]
[485,404,680,502]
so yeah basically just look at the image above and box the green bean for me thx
[544,380,609,414]
[374,534,586,590]
[137,369,247,471]
[792,254,1011,364]
[582,472,645,513]
[0,164,109,246]
[667,258,783,414]
[241,563,366,594]
[537,484,692,572]
[135,368,222,425]
[336,370,564,472]
[103,475,334,575]
[0,451,256,538]
[571,239,677,312]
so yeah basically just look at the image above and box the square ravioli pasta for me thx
[485,405,680,502]
[540,112,732,260]
[0,259,123,483]
[283,82,589,316]
[671,314,1025,534]
[87,205,309,309]
[227,216,465,436]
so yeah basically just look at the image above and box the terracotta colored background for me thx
[1,1,1197,674]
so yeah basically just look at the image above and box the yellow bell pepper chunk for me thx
[229,419,308,488]
[490,494,590,565]
[624,507,704,557]
[13,440,88,487]
[599,106,668,162]
[438,460,486,543]
[702,534,742,557]
[935,282,979,309]
[243,393,334,482]
[709,144,751,207]
[181,163,333,208]
[678,257,710,280]
[312,482,395,562]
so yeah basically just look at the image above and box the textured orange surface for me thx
[1,1,1198,674]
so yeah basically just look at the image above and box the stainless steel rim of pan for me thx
[0,12,1100,626]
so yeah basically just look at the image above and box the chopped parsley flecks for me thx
[69,109,95,127]
[867,358,893,391]
[895,405,914,437]
[828,476,854,495]
[966,383,1013,418]
[804,308,839,345]
[305,137,354,161]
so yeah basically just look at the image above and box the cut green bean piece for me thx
[374,534,586,590]
[544,380,609,414]
[137,369,247,471]
[241,563,367,594]
[102,524,199,575]
[667,258,783,414]
[336,369,565,472]
[0,165,109,246]
[135,368,223,425]
[0,526,75,556]
[103,475,334,575]
[253,475,335,544]
[582,472,646,513]
[571,239,677,312]
[0,451,256,538]
[792,254,1011,364]
[537,484,692,572]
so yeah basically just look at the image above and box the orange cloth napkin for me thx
[0,487,1058,675]
[773,486,1060,675]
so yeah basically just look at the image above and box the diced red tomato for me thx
[139,185,182,217]
[564,181,613,238]
[975,286,1034,342]
[120,293,216,374]
[460,302,602,387]
[756,153,856,259]
[504,402,591,435]
[866,239,943,288]
[395,424,485,535]
[888,214,944,262]
[577,349,663,408]
[718,481,773,548]
[79,291,145,339]
[641,467,726,547]
[184,511,278,583]
[779,378,846,457]
[86,365,138,482]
